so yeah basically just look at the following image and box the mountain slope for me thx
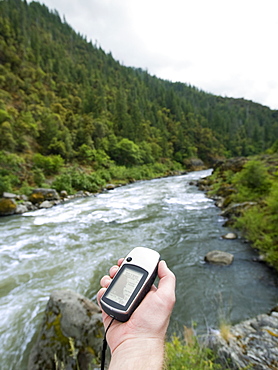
[0,0,277,192]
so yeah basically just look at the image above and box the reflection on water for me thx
[0,169,277,369]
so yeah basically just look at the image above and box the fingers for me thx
[118,258,124,266]
[157,260,176,308]
[97,259,123,304]
[100,263,120,289]
[97,258,124,313]
[109,264,119,278]
[97,287,106,305]
[100,275,111,288]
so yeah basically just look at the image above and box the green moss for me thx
[29,192,44,204]
[0,198,16,215]
[46,313,69,347]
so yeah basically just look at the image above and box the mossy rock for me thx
[0,198,17,216]
[28,290,104,370]
[29,192,45,204]
[217,184,236,198]
[222,195,233,208]
[216,157,248,173]
[29,188,60,204]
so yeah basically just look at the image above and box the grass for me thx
[164,326,224,370]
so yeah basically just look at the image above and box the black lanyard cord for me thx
[101,317,115,370]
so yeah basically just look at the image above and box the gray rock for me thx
[205,250,234,265]
[208,312,278,369]
[75,191,85,197]
[222,232,237,240]
[2,192,17,199]
[185,158,205,170]
[106,184,117,190]
[39,200,53,209]
[24,201,37,211]
[15,204,28,214]
[60,190,68,198]
[28,290,104,370]
[214,196,225,208]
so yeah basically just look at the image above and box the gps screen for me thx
[106,266,144,306]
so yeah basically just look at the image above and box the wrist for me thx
[109,338,165,370]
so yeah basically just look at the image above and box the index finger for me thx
[118,257,124,266]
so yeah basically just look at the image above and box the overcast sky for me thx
[36,0,278,110]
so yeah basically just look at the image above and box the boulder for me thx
[29,188,60,204]
[20,194,28,201]
[15,204,28,214]
[208,311,278,369]
[28,290,104,370]
[2,192,17,199]
[39,200,53,209]
[214,157,248,173]
[197,177,213,192]
[60,190,68,198]
[222,232,237,240]
[205,250,234,265]
[0,198,17,216]
[185,158,206,171]
[189,180,197,186]
[24,201,37,211]
[106,184,117,190]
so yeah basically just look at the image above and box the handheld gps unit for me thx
[100,247,160,322]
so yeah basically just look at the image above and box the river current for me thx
[0,169,277,369]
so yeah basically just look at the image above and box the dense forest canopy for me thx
[0,0,278,192]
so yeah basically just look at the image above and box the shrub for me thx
[33,168,45,187]
[52,172,73,194]
[232,160,272,201]
[234,180,278,269]
[33,153,64,175]
[0,151,24,175]
[95,169,112,183]
[0,175,13,194]
[112,138,142,166]
[165,332,222,370]
[18,181,33,196]
[108,165,128,181]
[52,168,105,194]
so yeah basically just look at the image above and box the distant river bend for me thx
[0,169,277,369]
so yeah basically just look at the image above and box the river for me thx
[0,169,277,369]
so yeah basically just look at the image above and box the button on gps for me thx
[126,257,132,262]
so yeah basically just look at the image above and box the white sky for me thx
[35,0,278,110]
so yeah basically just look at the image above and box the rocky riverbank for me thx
[197,157,255,227]
[207,308,278,370]
[198,156,278,369]
[0,188,96,217]
[31,291,278,370]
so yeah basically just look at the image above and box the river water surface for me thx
[0,170,277,369]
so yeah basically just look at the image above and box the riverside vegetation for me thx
[199,153,278,272]
[1,0,278,368]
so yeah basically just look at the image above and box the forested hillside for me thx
[1,0,278,193]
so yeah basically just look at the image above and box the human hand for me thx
[97,258,176,369]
